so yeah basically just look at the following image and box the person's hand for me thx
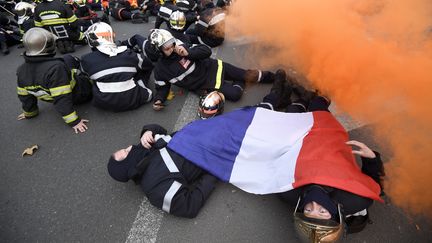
[72,119,89,134]
[153,100,165,111]
[346,140,376,159]
[175,45,189,56]
[17,113,26,120]
[140,130,154,149]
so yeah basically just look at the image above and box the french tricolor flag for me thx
[168,107,381,201]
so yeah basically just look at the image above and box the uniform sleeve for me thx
[47,64,81,127]
[140,124,168,137]
[153,70,171,103]
[17,85,39,118]
[186,44,212,60]
[185,11,197,23]
[361,151,385,189]
[125,35,159,64]
[168,174,218,218]
[33,8,42,27]
[124,34,146,49]
[136,52,154,72]
[195,14,209,35]
[154,15,163,29]
[64,3,79,25]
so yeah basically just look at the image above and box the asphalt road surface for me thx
[1,13,431,243]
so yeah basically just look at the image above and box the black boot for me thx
[260,69,292,110]
[289,75,317,108]
[64,40,75,53]
[56,40,67,54]
[101,13,111,25]
[1,41,10,55]
[131,13,145,24]
[142,11,150,23]
[275,69,293,109]
[259,71,275,83]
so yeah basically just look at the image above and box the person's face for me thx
[113,145,132,161]
[303,201,331,219]
[162,43,175,56]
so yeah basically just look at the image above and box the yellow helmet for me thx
[293,198,345,243]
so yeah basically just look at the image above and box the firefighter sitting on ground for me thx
[80,22,154,112]
[68,0,110,32]
[16,27,92,133]
[13,1,36,36]
[109,0,149,23]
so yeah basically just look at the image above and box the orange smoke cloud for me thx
[226,0,432,216]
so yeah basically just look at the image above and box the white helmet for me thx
[85,22,127,56]
[14,2,35,18]
[85,22,115,47]
[23,27,57,56]
[149,29,176,50]
[169,10,186,30]
[74,0,87,7]
[198,91,225,119]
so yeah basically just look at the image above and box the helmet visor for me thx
[293,213,343,243]
[161,38,176,50]
[14,8,26,17]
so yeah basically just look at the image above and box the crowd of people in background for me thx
[9,0,238,132]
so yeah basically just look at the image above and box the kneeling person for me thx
[16,28,92,133]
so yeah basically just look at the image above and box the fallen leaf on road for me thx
[22,145,39,157]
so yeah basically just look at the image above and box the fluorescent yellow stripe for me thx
[67,15,78,23]
[214,59,223,89]
[17,87,29,95]
[40,19,69,26]
[62,111,78,124]
[50,85,72,97]
[40,96,54,101]
[70,70,77,89]
[34,21,42,27]
[25,85,49,91]
[24,109,39,117]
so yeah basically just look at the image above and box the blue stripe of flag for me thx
[168,107,257,181]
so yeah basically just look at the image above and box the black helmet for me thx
[198,91,225,119]
[23,28,57,56]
